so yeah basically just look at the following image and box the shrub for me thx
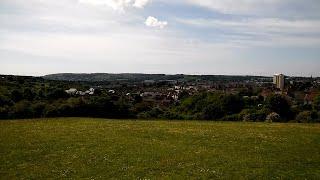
[137,112,148,119]
[57,104,74,117]
[222,114,241,121]
[148,107,164,118]
[137,107,164,119]
[295,111,318,123]
[266,112,281,122]
[161,111,184,120]
[133,102,153,113]
[11,101,34,119]
[0,106,9,119]
[243,114,254,122]
[44,104,59,117]
[32,102,46,118]
[239,109,252,120]
[240,109,267,122]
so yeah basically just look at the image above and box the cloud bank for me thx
[187,0,320,17]
[0,0,320,76]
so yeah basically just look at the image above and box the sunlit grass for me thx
[0,118,319,179]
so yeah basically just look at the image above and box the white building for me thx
[273,74,285,90]
[65,88,77,95]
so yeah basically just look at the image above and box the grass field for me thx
[0,118,320,179]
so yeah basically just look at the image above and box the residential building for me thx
[273,74,285,90]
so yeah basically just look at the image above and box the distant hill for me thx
[43,73,185,82]
[43,73,272,82]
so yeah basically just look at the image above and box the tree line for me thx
[0,76,319,122]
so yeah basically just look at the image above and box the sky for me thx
[0,0,320,76]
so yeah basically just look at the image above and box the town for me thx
[62,73,320,109]
[1,73,319,122]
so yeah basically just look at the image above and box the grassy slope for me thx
[0,118,319,179]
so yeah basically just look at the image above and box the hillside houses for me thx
[60,74,320,110]
[65,88,95,96]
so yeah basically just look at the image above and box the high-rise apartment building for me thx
[273,74,285,90]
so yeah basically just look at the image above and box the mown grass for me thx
[0,118,320,179]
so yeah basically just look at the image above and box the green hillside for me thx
[1,118,319,179]
[43,73,270,82]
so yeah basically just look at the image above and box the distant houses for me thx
[108,90,115,94]
[61,73,320,109]
[65,88,77,95]
[65,88,95,96]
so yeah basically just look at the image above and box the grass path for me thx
[1,118,320,179]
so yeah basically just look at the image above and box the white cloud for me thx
[79,0,132,11]
[145,16,168,29]
[133,0,149,8]
[78,0,149,11]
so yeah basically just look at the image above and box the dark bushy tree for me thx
[201,103,224,120]
[221,95,244,115]
[11,100,34,119]
[47,88,68,99]
[32,102,46,118]
[23,88,36,101]
[0,106,9,119]
[11,89,23,102]
[313,95,320,111]
[0,94,12,106]
[265,94,291,121]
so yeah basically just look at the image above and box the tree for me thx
[93,88,102,96]
[221,95,244,115]
[178,91,189,100]
[132,94,142,104]
[44,104,59,117]
[32,102,46,118]
[11,100,34,119]
[146,107,164,119]
[23,88,36,101]
[201,103,224,120]
[265,94,291,121]
[313,95,320,111]
[11,89,23,102]
[47,88,68,99]
[0,94,12,106]
[133,102,152,113]
[0,106,9,119]
[37,89,46,99]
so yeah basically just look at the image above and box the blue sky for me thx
[0,0,320,76]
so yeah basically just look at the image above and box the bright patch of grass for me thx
[0,118,320,179]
